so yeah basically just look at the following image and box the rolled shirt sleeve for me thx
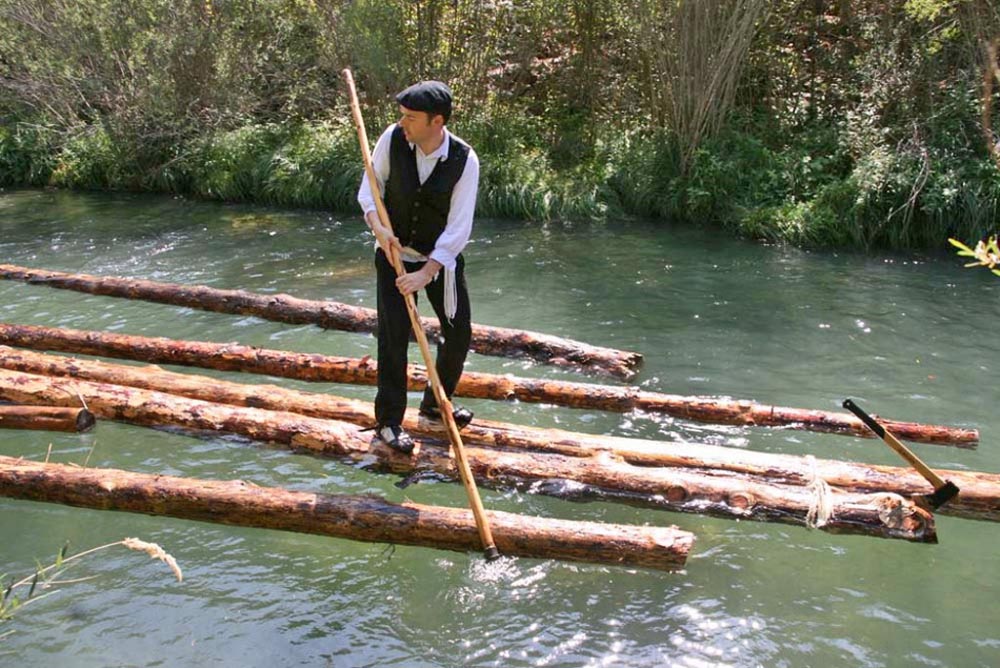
[428,147,479,271]
[357,124,395,216]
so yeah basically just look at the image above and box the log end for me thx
[76,408,97,432]
[877,494,938,543]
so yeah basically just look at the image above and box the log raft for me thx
[1,346,995,522]
[0,456,693,571]
[0,264,642,379]
[0,366,937,542]
[0,405,95,432]
[0,323,977,447]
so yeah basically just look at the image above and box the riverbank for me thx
[4,1,997,251]
[3,114,997,251]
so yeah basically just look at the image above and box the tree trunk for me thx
[0,405,95,432]
[0,264,642,379]
[0,455,693,571]
[0,366,938,542]
[0,323,977,447]
[1,345,994,522]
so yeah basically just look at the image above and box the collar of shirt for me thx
[408,128,450,162]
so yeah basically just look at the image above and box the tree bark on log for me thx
[0,367,937,542]
[1,345,995,522]
[0,455,693,571]
[0,264,642,379]
[0,405,95,432]
[0,323,977,447]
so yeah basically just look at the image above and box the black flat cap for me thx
[396,81,452,122]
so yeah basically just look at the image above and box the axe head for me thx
[915,480,960,511]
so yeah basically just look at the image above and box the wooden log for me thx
[0,367,937,542]
[2,345,995,522]
[0,405,95,432]
[0,264,642,379]
[0,456,693,571]
[0,323,977,447]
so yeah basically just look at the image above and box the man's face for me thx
[398,106,442,145]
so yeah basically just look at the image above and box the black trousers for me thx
[374,248,472,426]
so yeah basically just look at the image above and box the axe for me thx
[843,399,960,510]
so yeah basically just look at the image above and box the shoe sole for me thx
[419,410,473,430]
[371,434,414,455]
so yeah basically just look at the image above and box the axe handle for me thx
[843,399,948,489]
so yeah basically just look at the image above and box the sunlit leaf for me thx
[56,541,69,567]
[948,237,974,252]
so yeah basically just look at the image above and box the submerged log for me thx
[0,264,642,379]
[0,405,95,432]
[1,345,995,522]
[0,456,693,570]
[0,367,937,542]
[0,323,977,447]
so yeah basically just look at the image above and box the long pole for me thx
[341,69,499,560]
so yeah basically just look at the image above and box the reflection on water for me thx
[1,189,999,667]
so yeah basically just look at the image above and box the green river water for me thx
[0,189,998,667]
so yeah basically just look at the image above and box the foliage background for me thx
[1,0,998,248]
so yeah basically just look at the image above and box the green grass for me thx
[2,114,997,250]
[0,123,59,187]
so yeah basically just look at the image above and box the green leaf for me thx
[57,541,69,567]
[947,238,975,255]
[27,571,39,599]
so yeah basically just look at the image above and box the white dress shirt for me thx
[357,123,480,272]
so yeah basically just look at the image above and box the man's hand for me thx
[396,264,437,295]
[370,218,402,258]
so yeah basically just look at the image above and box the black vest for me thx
[384,126,470,255]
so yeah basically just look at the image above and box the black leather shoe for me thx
[418,404,474,429]
[373,424,414,454]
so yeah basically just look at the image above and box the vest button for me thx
[413,201,421,208]
[412,216,419,222]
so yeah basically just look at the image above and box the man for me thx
[356,80,479,454]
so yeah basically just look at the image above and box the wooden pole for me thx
[0,366,939,541]
[341,68,498,560]
[0,456,694,571]
[0,322,978,447]
[0,405,95,432]
[0,264,641,379]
